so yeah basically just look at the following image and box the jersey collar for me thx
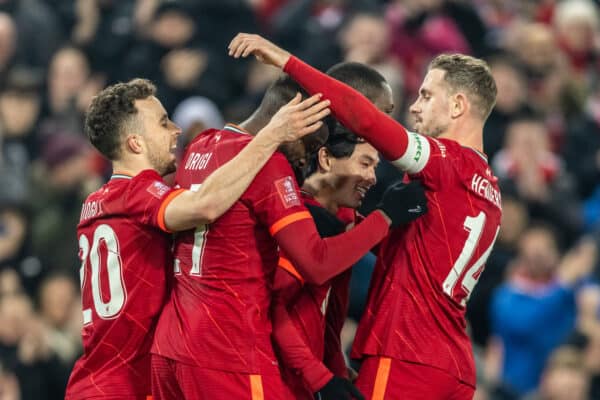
[110,171,133,180]
[223,123,250,135]
[464,147,488,163]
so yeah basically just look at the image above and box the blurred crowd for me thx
[1,0,600,399]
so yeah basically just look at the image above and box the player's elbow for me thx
[190,203,220,225]
[300,268,327,286]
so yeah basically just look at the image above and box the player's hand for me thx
[228,33,291,69]
[315,376,365,400]
[557,237,597,285]
[347,366,359,382]
[260,93,330,143]
[376,180,428,228]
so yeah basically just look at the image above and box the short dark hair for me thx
[428,54,497,120]
[326,62,387,103]
[259,74,336,136]
[259,75,308,117]
[85,78,156,160]
[306,123,365,177]
[303,62,385,176]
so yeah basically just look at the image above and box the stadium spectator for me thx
[493,115,583,243]
[487,226,596,396]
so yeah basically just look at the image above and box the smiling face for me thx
[319,141,379,209]
[134,96,181,175]
[409,68,453,137]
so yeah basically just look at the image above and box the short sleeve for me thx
[245,153,312,235]
[125,170,184,232]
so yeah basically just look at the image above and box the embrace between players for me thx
[65,33,501,400]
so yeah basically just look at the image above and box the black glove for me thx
[315,376,365,400]
[376,180,428,228]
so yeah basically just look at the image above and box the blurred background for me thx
[0,0,600,399]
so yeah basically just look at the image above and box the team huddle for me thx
[65,34,501,400]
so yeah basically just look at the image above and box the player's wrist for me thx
[278,51,292,69]
[282,54,297,72]
[254,127,283,150]
[375,209,392,226]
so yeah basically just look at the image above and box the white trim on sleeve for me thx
[390,131,431,173]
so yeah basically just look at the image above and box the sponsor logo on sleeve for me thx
[146,181,170,199]
[413,134,423,162]
[275,176,301,208]
[391,131,431,173]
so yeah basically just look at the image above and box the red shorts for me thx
[355,357,475,400]
[150,354,293,400]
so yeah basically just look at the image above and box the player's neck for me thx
[239,114,270,136]
[302,177,338,214]
[439,117,484,153]
[112,158,156,177]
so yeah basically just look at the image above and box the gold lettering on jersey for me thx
[80,200,102,221]
[471,174,501,209]
[185,152,213,170]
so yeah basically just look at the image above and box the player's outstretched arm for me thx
[228,33,412,164]
[163,94,330,231]
[273,180,425,285]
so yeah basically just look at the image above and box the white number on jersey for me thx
[175,183,208,276]
[442,212,500,306]
[79,224,126,324]
[190,225,209,276]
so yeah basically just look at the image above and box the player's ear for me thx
[125,134,144,154]
[451,93,467,119]
[317,147,332,172]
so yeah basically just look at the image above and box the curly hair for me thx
[85,78,156,160]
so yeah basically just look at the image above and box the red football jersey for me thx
[352,137,502,386]
[274,196,358,395]
[66,170,182,399]
[281,55,502,388]
[151,125,313,374]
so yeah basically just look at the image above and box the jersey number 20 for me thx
[79,224,126,324]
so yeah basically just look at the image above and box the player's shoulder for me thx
[243,151,297,203]
[429,138,491,172]
[428,137,461,157]
[254,151,294,182]
[267,150,291,166]
[191,127,253,153]
[187,128,222,147]
[128,169,166,190]
[101,170,170,214]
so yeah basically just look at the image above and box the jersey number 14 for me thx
[442,212,499,306]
